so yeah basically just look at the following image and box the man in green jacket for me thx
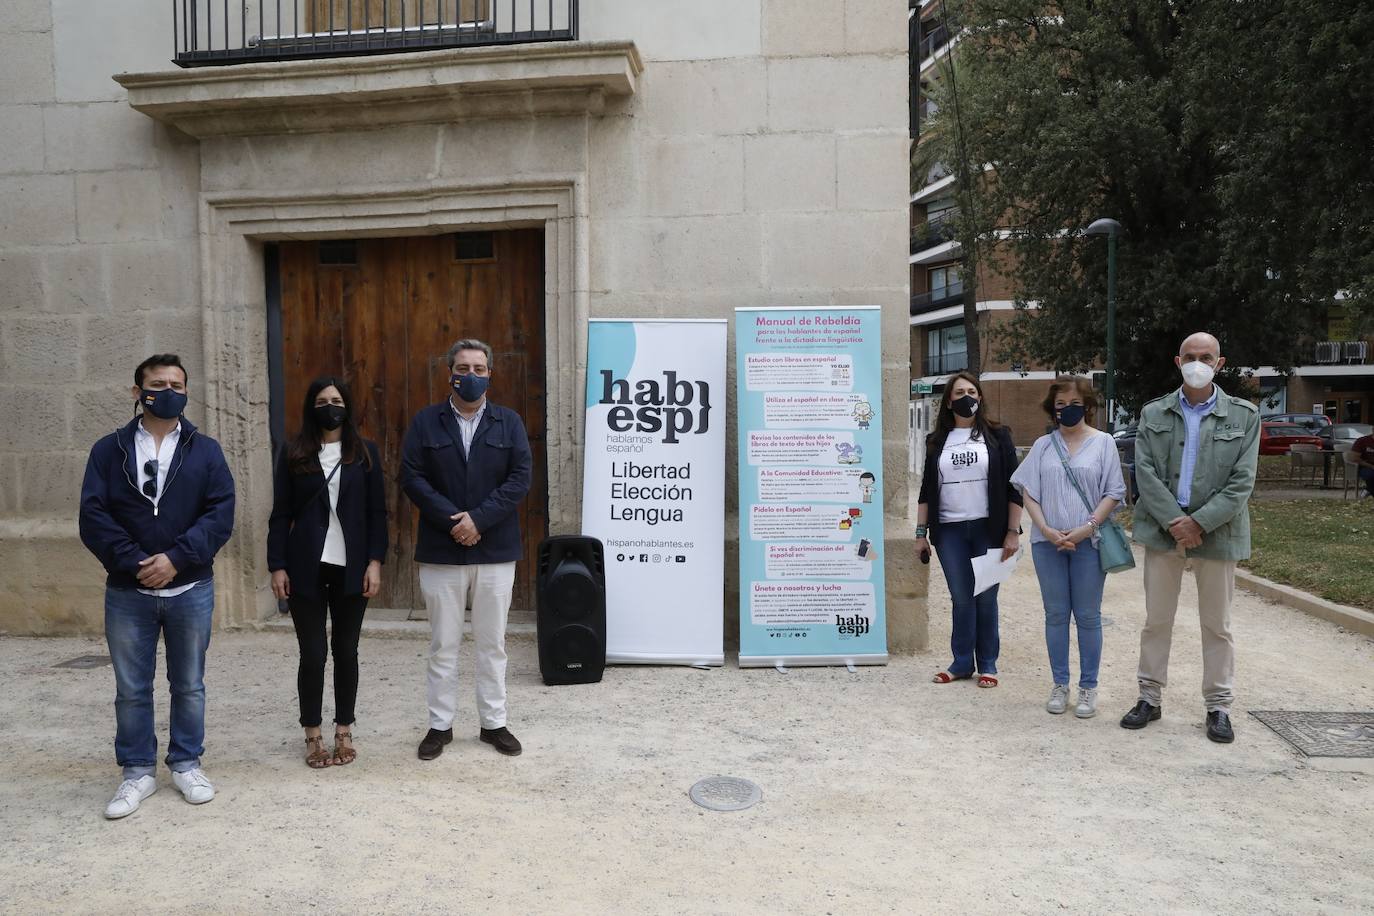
[1121,332,1260,744]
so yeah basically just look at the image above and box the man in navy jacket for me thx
[403,338,532,760]
[79,354,235,819]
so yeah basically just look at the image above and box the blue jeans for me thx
[1031,541,1105,689]
[933,519,999,676]
[105,581,214,780]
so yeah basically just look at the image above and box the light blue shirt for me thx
[1176,386,1218,507]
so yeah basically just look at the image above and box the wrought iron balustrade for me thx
[173,0,577,66]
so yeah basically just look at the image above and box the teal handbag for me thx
[1050,434,1136,574]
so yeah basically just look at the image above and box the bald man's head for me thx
[1178,332,1221,359]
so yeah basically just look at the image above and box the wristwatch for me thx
[915,525,928,538]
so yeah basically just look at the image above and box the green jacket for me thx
[1132,385,1261,561]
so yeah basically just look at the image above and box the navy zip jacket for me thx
[400,400,532,565]
[79,416,236,590]
[267,439,388,598]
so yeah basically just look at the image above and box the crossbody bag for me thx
[1050,434,1135,574]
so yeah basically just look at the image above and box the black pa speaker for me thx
[536,535,607,686]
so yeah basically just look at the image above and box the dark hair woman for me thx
[268,376,387,768]
[914,371,1023,688]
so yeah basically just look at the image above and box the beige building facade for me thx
[0,0,925,651]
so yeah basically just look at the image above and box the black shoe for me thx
[1120,700,1162,730]
[1206,710,1235,744]
[418,727,453,760]
[479,726,523,756]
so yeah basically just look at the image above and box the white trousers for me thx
[419,562,516,731]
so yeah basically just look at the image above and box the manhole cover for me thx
[689,776,761,812]
[1250,711,1374,758]
[53,655,111,670]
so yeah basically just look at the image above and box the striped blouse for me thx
[1009,429,1126,545]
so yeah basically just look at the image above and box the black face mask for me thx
[1056,404,1087,428]
[314,404,347,431]
[951,395,980,419]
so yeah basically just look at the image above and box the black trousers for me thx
[289,563,368,728]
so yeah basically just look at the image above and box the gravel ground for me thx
[2,551,1372,915]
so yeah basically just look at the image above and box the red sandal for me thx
[977,675,999,688]
[932,671,972,684]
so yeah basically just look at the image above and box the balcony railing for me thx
[910,209,957,253]
[923,351,968,376]
[173,0,577,67]
[910,280,964,314]
[918,22,954,60]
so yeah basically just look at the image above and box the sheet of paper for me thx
[971,547,1021,597]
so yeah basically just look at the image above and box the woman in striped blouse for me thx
[1009,377,1125,719]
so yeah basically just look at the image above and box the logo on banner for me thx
[599,370,712,444]
[835,614,870,638]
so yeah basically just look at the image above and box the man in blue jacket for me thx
[404,338,533,760]
[79,354,236,818]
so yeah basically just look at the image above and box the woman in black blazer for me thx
[268,376,387,768]
[914,372,1023,688]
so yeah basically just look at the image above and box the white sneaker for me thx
[104,775,157,819]
[1046,683,1070,715]
[1075,687,1099,719]
[171,768,215,805]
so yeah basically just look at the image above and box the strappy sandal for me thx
[332,729,356,766]
[305,734,332,769]
[932,671,972,684]
[977,675,999,688]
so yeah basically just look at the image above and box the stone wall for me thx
[0,0,924,650]
[1,0,203,634]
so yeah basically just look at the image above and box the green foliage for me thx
[919,0,1374,413]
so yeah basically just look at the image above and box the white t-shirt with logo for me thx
[938,428,990,523]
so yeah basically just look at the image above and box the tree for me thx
[917,0,1374,413]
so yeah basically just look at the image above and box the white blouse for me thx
[319,442,346,566]
[1010,430,1126,545]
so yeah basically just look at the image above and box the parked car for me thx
[1259,423,1324,455]
[1316,423,1374,451]
[1262,413,1332,433]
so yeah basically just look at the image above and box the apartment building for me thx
[907,0,1055,449]
[908,2,1370,446]
[0,1,925,647]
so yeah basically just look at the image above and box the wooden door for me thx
[276,229,548,616]
[304,0,491,32]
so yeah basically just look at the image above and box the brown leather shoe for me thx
[479,726,522,756]
[418,727,453,760]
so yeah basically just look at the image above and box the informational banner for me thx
[582,319,727,665]
[736,306,888,667]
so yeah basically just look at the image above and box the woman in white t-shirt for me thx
[268,377,388,769]
[915,373,1024,688]
[1010,377,1125,719]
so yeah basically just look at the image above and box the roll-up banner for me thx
[735,306,889,667]
[581,319,727,666]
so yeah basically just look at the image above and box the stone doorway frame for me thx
[198,178,588,627]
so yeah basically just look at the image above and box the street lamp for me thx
[1085,217,1124,433]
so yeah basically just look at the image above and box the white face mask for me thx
[1179,360,1215,389]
